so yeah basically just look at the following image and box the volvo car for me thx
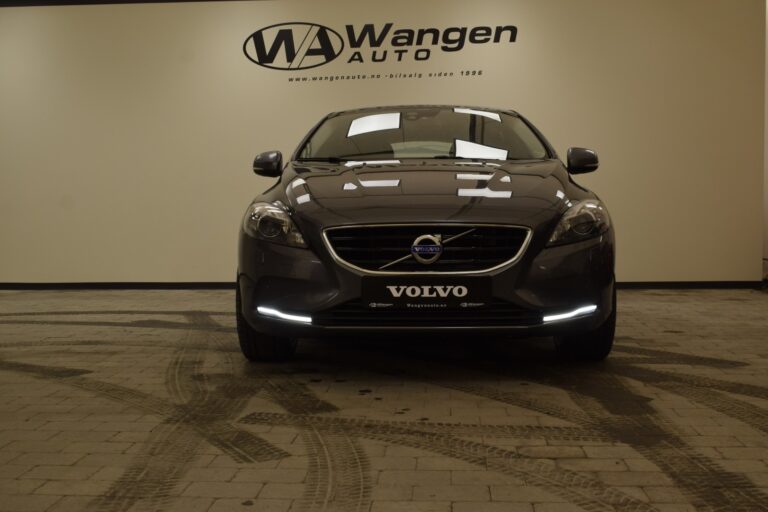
[237,106,615,361]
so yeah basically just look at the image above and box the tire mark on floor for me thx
[609,346,768,433]
[89,322,212,512]
[264,377,372,512]
[0,355,286,466]
[629,366,768,401]
[255,364,654,512]
[0,318,286,464]
[0,318,232,332]
[557,368,768,512]
[365,362,592,426]
[0,358,177,416]
[371,431,659,512]
[0,338,210,351]
[451,363,768,511]
[240,412,611,442]
[613,345,748,369]
[0,359,93,379]
[0,321,289,512]
[243,409,658,512]
[322,345,768,512]
[87,313,284,512]
[0,310,233,317]
[294,346,669,511]
[620,365,768,436]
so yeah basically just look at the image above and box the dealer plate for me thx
[362,276,491,310]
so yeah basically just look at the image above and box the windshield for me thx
[297,107,549,162]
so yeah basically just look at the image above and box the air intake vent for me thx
[324,224,530,273]
[314,300,542,327]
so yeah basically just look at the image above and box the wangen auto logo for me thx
[243,22,518,70]
[243,22,345,70]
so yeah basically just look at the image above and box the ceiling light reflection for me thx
[456,173,494,180]
[347,113,401,137]
[360,179,400,188]
[453,108,501,122]
[457,188,512,199]
[455,140,508,160]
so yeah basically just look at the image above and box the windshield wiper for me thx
[295,157,345,163]
[337,151,395,159]
[432,156,517,161]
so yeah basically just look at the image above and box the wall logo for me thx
[243,22,345,70]
[243,22,517,70]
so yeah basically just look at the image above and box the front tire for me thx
[236,282,297,362]
[554,289,616,361]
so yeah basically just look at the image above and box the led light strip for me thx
[542,305,597,323]
[257,306,312,324]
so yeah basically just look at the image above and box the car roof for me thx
[327,105,520,118]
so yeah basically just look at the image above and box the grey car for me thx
[237,105,615,361]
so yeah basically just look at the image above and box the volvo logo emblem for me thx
[243,22,345,70]
[411,234,443,264]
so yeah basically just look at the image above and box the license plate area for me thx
[362,276,491,310]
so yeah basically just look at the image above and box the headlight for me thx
[547,199,611,246]
[242,201,307,248]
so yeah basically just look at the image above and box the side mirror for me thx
[567,147,599,174]
[253,151,283,177]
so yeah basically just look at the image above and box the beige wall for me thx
[765,0,768,280]
[0,0,764,283]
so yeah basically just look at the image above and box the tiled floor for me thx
[0,288,766,512]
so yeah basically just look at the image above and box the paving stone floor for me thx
[0,289,766,512]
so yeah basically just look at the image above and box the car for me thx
[236,105,615,362]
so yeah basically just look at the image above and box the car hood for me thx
[280,159,571,228]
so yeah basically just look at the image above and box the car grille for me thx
[324,224,530,273]
[313,300,542,327]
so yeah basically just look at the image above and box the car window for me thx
[297,107,549,161]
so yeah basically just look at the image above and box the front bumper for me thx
[238,230,615,339]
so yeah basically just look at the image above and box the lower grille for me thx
[314,300,542,327]
[324,224,530,273]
